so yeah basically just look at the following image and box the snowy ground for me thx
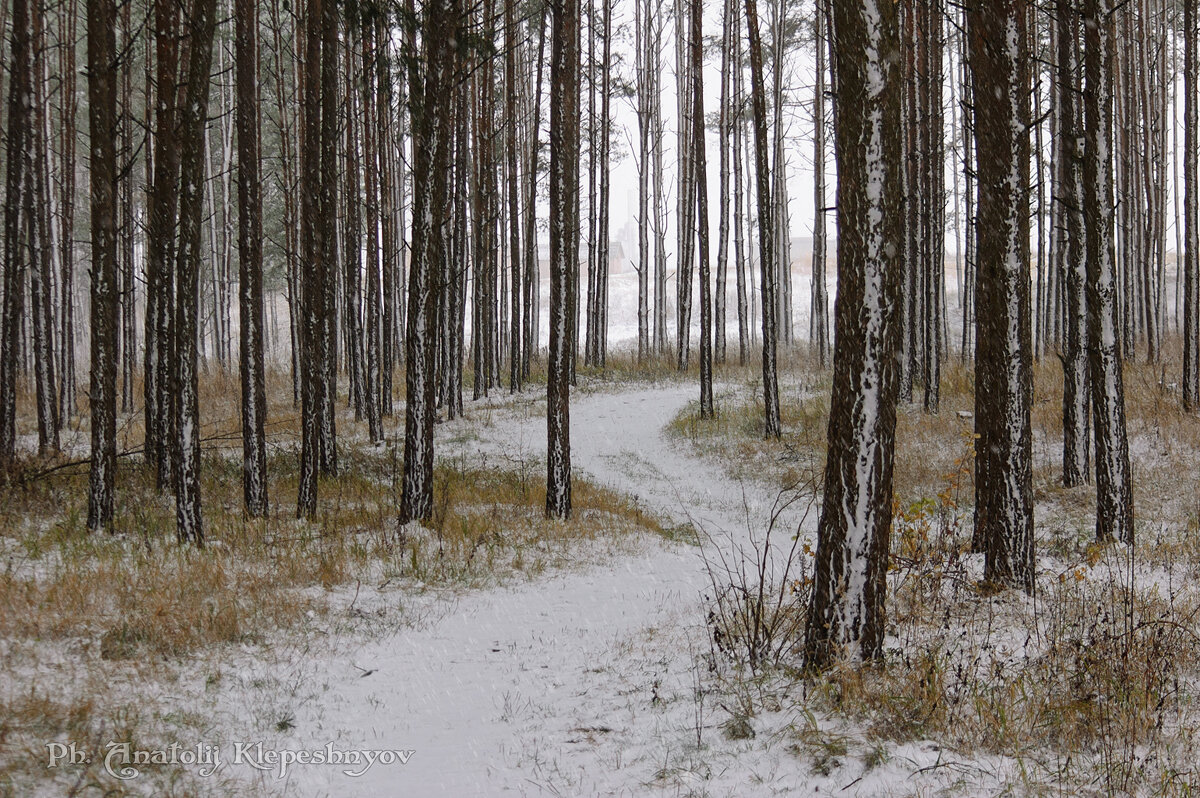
[129,382,1036,798]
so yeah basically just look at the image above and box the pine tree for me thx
[85,0,119,532]
[744,0,781,439]
[236,0,268,517]
[805,0,902,668]
[548,0,580,519]
[399,0,462,524]
[1059,0,1090,485]
[172,0,218,545]
[971,0,1035,590]
[1083,0,1135,543]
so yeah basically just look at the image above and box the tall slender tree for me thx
[1059,0,1090,485]
[0,0,32,476]
[694,0,713,418]
[1083,0,1135,543]
[745,0,781,439]
[86,0,118,532]
[810,0,829,369]
[399,0,462,524]
[805,0,902,668]
[971,0,1034,590]
[1184,0,1199,411]
[236,0,268,517]
[172,0,219,545]
[297,0,328,518]
[548,0,580,519]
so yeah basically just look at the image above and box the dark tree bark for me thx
[635,0,651,361]
[596,0,612,368]
[297,0,327,519]
[548,0,580,519]
[507,0,523,391]
[523,8,547,381]
[1083,0,1135,543]
[676,0,695,371]
[971,0,1034,590]
[172,0,218,545]
[237,0,268,516]
[1059,0,1090,485]
[1185,0,1199,411]
[29,0,59,453]
[805,0,902,669]
[343,28,366,424]
[921,0,944,414]
[744,0,781,439]
[810,0,829,369]
[693,0,713,418]
[318,0,339,477]
[381,12,400,418]
[1,0,33,474]
[732,5,749,367]
[56,0,79,423]
[145,0,183,492]
[362,18,385,442]
[716,0,733,366]
[399,0,461,524]
[85,0,118,532]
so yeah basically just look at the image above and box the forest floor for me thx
[3,353,1200,796]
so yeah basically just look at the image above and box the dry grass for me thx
[684,337,1200,793]
[0,366,669,796]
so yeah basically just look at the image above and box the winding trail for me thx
[231,385,812,797]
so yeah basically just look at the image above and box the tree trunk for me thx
[399,0,461,524]
[507,0,523,390]
[1,0,33,474]
[805,0,902,668]
[29,0,59,452]
[362,18,385,442]
[1184,0,1199,410]
[745,0,781,439]
[547,0,579,519]
[318,0,339,477]
[145,0,183,492]
[676,0,695,371]
[236,0,268,517]
[84,0,119,532]
[693,0,713,418]
[1083,0,1135,543]
[811,0,829,368]
[297,0,327,518]
[172,0,218,545]
[971,0,1035,590]
[1060,0,1091,485]
[524,8,547,380]
[715,0,732,366]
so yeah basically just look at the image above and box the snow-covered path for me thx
[244,384,813,797]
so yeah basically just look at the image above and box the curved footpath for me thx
[212,385,823,796]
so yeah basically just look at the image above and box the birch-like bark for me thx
[172,0,218,545]
[1083,0,1135,543]
[971,0,1035,589]
[1060,0,1090,485]
[805,0,902,668]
